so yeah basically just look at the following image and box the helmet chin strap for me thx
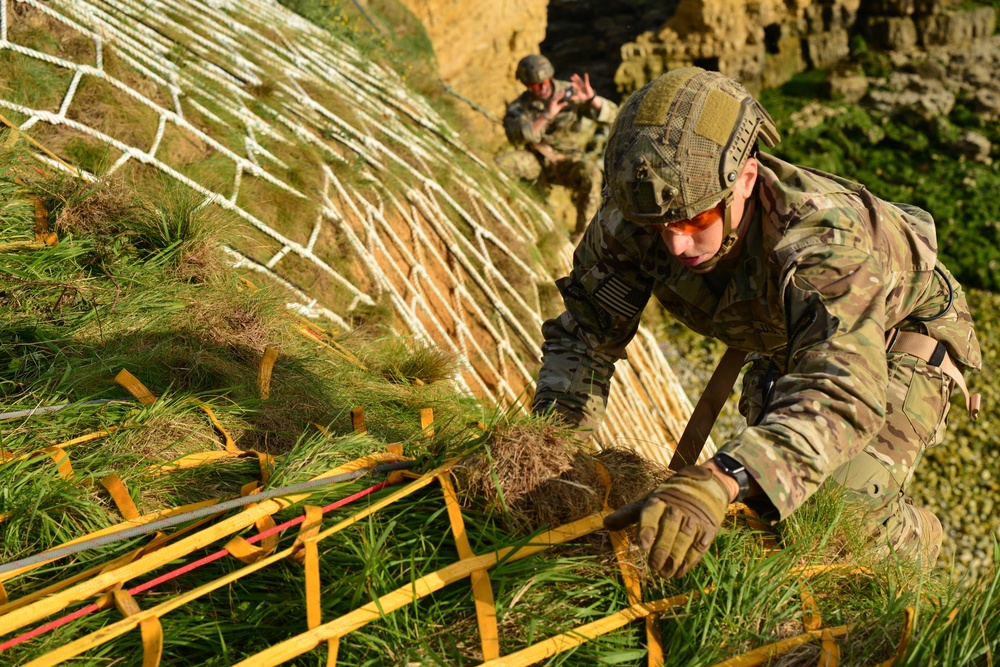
[694,189,741,272]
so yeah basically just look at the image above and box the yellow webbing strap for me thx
[0,582,6,605]
[149,449,273,480]
[326,637,340,666]
[351,407,366,434]
[0,241,47,251]
[231,512,606,667]
[709,625,851,667]
[438,473,499,661]
[115,370,157,405]
[225,483,279,564]
[728,503,779,552]
[291,320,368,371]
[304,537,321,628]
[294,507,324,625]
[875,607,914,667]
[34,197,57,246]
[478,593,697,667]
[148,451,241,475]
[595,462,663,666]
[0,454,404,638]
[42,446,73,479]
[800,585,821,632]
[258,347,278,400]
[420,408,434,436]
[291,505,324,564]
[15,463,445,666]
[303,536,339,664]
[0,429,116,466]
[198,403,239,453]
[817,628,840,667]
[797,578,840,666]
[150,405,274,483]
[101,475,141,521]
[113,589,163,667]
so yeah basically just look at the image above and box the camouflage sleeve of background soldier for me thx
[588,96,619,125]
[720,238,891,520]
[532,207,654,430]
[503,98,543,147]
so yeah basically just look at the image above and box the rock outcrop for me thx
[613,0,997,96]
[397,0,548,148]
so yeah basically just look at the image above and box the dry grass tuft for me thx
[456,420,668,531]
[595,446,670,508]
[52,173,140,236]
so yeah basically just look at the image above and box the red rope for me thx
[0,480,390,653]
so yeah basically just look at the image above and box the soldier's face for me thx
[658,206,727,273]
[658,158,758,273]
[527,79,553,99]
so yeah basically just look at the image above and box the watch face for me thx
[714,453,749,501]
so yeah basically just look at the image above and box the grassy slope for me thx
[0,9,998,667]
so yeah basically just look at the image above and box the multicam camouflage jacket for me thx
[533,152,982,519]
[503,79,618,153]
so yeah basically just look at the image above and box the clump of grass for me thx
[359,336,459,385]
[454,407,670,534]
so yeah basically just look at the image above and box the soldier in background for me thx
[496,54,618,238]
[533,67,982,576]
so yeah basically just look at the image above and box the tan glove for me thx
[639,466,730,578]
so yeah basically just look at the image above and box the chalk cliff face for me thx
[398,0,549,147]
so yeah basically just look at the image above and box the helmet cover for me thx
[515,54,555,85]
[605,67,780,225]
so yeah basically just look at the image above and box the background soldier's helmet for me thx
[604,67,780,225]
[515,54,555,85]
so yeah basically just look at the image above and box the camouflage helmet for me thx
[605,67,780,226]
[515,54,555,85]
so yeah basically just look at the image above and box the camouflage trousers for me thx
[829,352,952,564]
[494,149,602,235]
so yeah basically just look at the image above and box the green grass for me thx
[1,7,1000,665]
[2,114,1000,667]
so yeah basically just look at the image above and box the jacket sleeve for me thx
[586,96,619,125]
[532,209,653,430]
[721,239,890,520]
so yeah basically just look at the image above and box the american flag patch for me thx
[593,275,644,320]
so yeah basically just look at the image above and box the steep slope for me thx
[0,0,697,463]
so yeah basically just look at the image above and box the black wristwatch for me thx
[712,452,750,502]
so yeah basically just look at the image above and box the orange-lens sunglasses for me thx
[658,202,725,236]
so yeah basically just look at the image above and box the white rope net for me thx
[0,0,703,466]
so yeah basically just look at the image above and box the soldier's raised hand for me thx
[544,93,569,120]
[569,72,595,103]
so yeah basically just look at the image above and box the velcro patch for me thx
[635,67,700,126]
[563,280,611,330]
[594,275,645,320]
[695,88,740,145]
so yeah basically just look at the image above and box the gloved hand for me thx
[638,466,730,578]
